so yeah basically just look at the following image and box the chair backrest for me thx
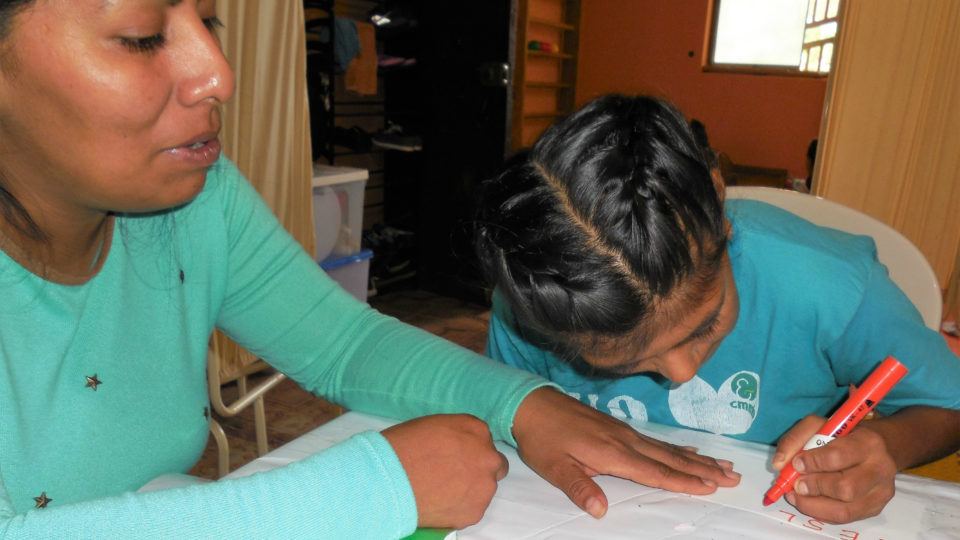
[726,186,942,330]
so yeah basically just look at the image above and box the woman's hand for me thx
[381,414,508,529]
[773,415,897,523]
[511,387,741,518]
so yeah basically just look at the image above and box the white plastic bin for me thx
[312,164,368,262]
[320,249,373,302]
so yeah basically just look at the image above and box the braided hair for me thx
[475,95,728,357]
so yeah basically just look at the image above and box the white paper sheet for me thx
[224,413,960,540]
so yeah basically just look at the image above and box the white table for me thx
[226,412,960,539]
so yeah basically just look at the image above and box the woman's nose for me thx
[174,18,235,106]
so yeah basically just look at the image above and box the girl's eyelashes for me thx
[691,316,721,341]
[119,33,166,54]
[118,16,223,54]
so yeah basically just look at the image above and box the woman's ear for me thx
[711,167,726,203]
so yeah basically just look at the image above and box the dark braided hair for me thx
[475,95,728,357]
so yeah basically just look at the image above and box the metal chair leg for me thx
[209,419,230,479]
[238,374,270,456]
[254,397,269,456]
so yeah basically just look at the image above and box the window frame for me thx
[798,0,841,74]
[702,0,840,78]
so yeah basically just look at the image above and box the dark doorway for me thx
[381,0,515,304]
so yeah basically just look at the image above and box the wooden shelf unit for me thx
[526,50,575,60]
[525,81,572,89]
[523,111,567,119]
[528,16,575,31]
[304,0,388,231]
[512,0,580,150]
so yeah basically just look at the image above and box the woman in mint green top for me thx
[0,1,739,538]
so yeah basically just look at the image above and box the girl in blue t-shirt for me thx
[475,94,960,524]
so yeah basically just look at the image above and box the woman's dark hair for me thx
[1,0,46,241]
[475,95,728,356]
[0,1,33,38]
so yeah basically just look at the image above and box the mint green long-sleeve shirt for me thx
[0,156,549,539]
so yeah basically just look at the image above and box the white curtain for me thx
[816,0,960,289]
[213,1,316,374]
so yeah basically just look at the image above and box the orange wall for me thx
[576,1,827,178]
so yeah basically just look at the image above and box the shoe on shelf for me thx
[333,126,372,152]
[372,121,422,152]
[367,4,419,37]
[363,225,416,283]
[363,224,415,252]
[377,54,417,72]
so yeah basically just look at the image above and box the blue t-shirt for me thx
[487,200,960,445]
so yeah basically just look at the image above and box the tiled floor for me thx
[191,291,960,484]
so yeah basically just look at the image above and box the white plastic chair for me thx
[726,186,942,330]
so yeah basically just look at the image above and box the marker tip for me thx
[762,495,775,506]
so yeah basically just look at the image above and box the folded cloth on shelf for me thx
[309,16,359,72]
[333,18,359,72]
[378,54,417,68]
[346,21,377,95]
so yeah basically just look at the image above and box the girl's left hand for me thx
[512,387,741,519]
[773,415,898,523]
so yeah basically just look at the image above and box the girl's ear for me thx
[711,168,726,204]
[711,167,732,239]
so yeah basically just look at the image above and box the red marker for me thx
[762,356,908,506]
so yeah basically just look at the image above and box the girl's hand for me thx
[773,415,897,523]
[511,388,741,519]
[382,414,508,528]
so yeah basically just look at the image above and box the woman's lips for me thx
[164,137,221,167]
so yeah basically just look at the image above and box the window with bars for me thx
[707,0,841,75]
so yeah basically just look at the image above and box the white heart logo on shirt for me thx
[668,371,760,435]
[566,391,649,422]
[606,394,649,422]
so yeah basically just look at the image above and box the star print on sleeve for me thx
[84,374,103,391]
[33,492,52,509]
